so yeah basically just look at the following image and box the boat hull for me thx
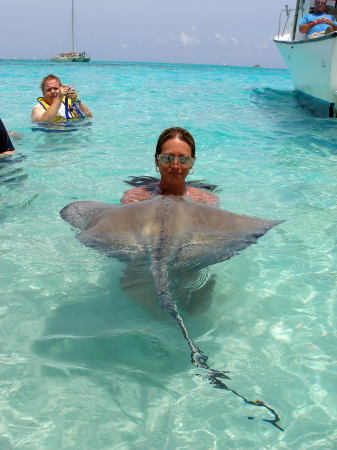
[274,32,337,114]
[51,55,90,63]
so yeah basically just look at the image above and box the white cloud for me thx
[179,32,200,46]
[214,33,228,44]
[214,33,238,46]
[170,27,200,47]
[255,35,273,49]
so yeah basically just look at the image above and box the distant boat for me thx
[51,0,90,63]
[51,52,90,63]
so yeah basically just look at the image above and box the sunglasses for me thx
[157,154,194,168]
[315,1,327,4]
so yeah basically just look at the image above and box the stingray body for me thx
[60,195,280,268]
[60,195,284,430]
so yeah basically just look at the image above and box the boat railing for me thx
[276,5,297,40]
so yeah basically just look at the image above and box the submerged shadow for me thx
[251,86,337,119]
[250,87,337,156]
[250,87,310,117]
[32,265,195,376]
[0,153,37,222]
[0,153,28,186]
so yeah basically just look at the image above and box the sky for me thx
[1,0,295,67]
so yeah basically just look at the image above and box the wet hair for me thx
[124,176,219,192]
[155,127,196,158]
[40,74,62,92]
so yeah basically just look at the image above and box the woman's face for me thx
[156,137,194,183]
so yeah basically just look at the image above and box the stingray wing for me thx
[169,200,282,267]
[174,219,282,269]
[60,201,115,230]
[60,199,161,262]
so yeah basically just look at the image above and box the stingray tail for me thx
[152,263,283,431]
[150,196,284,431]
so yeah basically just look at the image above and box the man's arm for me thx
[299,21,316,33]
[31,99,62,122]
[299,16,337,33]
[77,101,93,118]
[31,84,71,122]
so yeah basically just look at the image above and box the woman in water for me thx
[121,127,219,206]
[121,127,218,314]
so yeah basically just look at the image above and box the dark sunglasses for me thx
[157,154,194,168]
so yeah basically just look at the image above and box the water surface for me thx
[0,60,336,449]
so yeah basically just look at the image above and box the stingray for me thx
[60,195,284,430]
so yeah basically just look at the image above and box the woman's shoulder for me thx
[187,186,219,206]
[121,186,155,204]
[121,183,219,206]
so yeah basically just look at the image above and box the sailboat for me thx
[51,0,90,63]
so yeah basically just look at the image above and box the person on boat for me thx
[31,74,92,123]
[121,127,219,206]
[299,0,337,39]
[0,118,16,157]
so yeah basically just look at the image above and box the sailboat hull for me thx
[51,55,90,63]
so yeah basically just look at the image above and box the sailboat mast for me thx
[71,0,75,53]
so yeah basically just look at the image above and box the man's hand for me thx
[64,85,78,101]
[318,17,333,25]
[0,150,16,156]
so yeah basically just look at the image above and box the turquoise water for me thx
[0,60,336,449]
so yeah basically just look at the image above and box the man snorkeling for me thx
[31,74,92,123]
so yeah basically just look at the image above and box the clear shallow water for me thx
[0,60,336,449]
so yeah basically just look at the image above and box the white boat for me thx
[51,52,90,63]
[274,0,337,116]
[51,0,90,63]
